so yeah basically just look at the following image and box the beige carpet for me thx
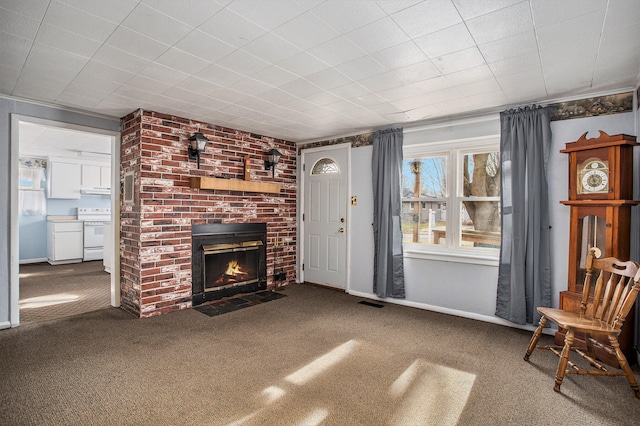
[2,283,640,425]
[19,261,111,324]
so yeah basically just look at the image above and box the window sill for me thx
[403,247,499,266]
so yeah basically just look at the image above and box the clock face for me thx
[579,160,609,194]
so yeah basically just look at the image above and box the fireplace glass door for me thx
[203,241,262,291]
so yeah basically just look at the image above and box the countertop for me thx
[46,215,82,223]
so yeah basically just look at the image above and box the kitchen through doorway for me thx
[11,115,120,326]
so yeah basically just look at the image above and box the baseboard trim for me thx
[346,290,555,336]
[19,258,47,265]
[0,321,11,330]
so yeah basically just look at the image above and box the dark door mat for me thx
[194,290,286,317]
[358,300,385,308]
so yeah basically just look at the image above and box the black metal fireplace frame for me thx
[192,223,267,306]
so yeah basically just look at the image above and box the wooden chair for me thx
[524,247,640,398]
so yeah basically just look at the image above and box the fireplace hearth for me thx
[192,223,267,306]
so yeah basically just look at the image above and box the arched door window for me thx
[311,158,340,175]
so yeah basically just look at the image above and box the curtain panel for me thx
[371,128,405,299]
[495,106,553,325]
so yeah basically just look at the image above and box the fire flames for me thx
[214,260,248,284]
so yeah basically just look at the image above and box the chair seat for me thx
[537,307,619,335]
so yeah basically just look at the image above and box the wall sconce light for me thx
[188,132,209,169]
[264,148,282,178]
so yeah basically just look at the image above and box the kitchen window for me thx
[402,138,501,262]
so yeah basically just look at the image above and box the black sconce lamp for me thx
[188,132,209,169]
[264,148,282,178]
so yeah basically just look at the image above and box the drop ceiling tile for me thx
[435,97,473,114]
[217,50,271,77]
[456,78,502,96]
[432,47,486,75]
[229,78,274,96]
[444,64,494,85]
[1,0,49,20]
[106,27,170,61]
[358,71,406,92]
[176,76,223,96]
[539,41,598,69]
[44,1,118,42]
[71,70,125,93]
[273,11,340,50]
[466,1,533,45]
[308,37,367,67]
[241,33,302,64]
[160,86,211,105]
[478,30,537,64]
[35,24,102,58]
[259,88,301,105]
[496,69,545,90]
[0,64,21,93]
[122,4,194,46]
[329,82,371,99]
[373,0,422,15]
[120,75,173,94]
[227,0,311,30]
[175,30,236,63]
[20,61,78,86]
[81,60,135,85]
[251,66,299,87]
[536,10,605,49]
[393,60,442,84]
[196,64,245,86]
[28,43,90,72]
[199,8,267,48]
[414,23,475,59]
[155,48,211,75]
[56,90,103,108]
[0,6,41,40]
[530,0,607,28]
[139,63,190,86]
[345,17,409,54]
[303,91,344,106]
[371,41,430,70]
[60,0,139,24]
[141,0,225,27]
[391,0,462,39]
[280,78,324,98]
[336,56,387,81]
[305,68,352,91]
[604,0,640,28]
[278,52,330,77]
[487,52,541,77]
[452,0,523,20]
[312,0,386,33]
[465,90,509,108]
[92,45,151,74]
[0,33,33,69]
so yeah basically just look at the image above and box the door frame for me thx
[9,114,121,327]
[299,143,351,291]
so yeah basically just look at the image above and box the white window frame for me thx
[402,136,500,266]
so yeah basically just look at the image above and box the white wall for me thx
[347,111,637,330]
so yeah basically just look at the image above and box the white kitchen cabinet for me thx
[48,161,81,199]
[47,220,84,265]
[82,164,111,191]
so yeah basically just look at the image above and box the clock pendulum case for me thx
[558,130,639,366]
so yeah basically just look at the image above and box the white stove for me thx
[77,208,111,261]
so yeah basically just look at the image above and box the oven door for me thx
[84,221,105,248]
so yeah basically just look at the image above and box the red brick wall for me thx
[119,109,297,318]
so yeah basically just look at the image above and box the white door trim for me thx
[299,143,351,292]
[9,114,121,327]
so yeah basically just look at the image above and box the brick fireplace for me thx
[120,109,297,318]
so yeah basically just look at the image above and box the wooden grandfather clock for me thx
[557,130,639,366]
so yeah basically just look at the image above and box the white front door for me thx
[302,144,349,289]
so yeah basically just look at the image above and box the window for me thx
[311,158,339,174]
[402,139,501,258]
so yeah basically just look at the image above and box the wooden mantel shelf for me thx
[190,176,280,194]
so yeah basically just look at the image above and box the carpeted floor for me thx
[19,261,111,324]
[2,283,640,425]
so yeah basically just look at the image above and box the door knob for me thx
[338,227,345,233]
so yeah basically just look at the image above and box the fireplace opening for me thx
[192,223,267,306]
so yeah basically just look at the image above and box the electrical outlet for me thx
[275,271,286,281]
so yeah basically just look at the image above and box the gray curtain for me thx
[495,106,553,325]
[372,128,405,299]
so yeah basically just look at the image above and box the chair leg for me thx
[608,335,640,399]
[554,329,574,393]
[524,316,548,361]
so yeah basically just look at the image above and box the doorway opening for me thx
[10,115,120,326]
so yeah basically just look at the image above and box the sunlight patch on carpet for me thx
[389,360,476,426]
[20,293,79,309]
[285,340,359,386]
